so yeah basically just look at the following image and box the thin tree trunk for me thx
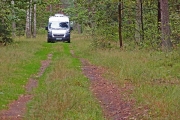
[160,0,172,51]
[135,0,143,43]
[26,8,31,38]
[118,0,122,48]
[33,4,36,38]
[50,4,53,15]
[25,0,32,38]
[176,0,180,13]
[77,23,82,34]
[158,1,161,31]
[11,0,16,38]
[29,0,32,36]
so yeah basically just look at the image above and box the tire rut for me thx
[0,54,52,120]
[80,59,136,120]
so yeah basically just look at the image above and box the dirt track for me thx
[81,59,137,120]
[0,54,52,120]
[0,51,139,120]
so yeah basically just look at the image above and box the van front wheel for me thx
[67,39,70,43]
[47,39,51,43]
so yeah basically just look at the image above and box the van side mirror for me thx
[70,27,73,31]
[45,26,48,30]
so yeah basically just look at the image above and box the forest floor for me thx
[0,50,142,120]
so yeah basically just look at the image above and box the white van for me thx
[45,14,72,43]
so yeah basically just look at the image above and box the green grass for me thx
[2,33,180,119]
[71,33,180,119]
[0,35,53,110]
[1,35,104,119]
[25,40,104,119]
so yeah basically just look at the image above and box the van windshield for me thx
[49,22,69,30]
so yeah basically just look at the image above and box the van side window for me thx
[49,23,52,28]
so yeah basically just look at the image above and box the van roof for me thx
[49,15,69,22]
[54,14,64,17]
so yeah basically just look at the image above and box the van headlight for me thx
[48,29,52,37]
[66,30,70,34]
[48,29,52,33]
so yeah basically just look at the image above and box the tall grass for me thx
[71,33,180,119]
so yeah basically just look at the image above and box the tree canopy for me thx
[0,0,180,50]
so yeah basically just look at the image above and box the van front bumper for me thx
[47,33,70,42]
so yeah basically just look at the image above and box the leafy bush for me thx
[0,23,13,45]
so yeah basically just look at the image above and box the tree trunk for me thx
[26,8,30,38]
[25,0,32,38]
[77,23,82,34]
[158,1,161,31]
[29,0,32,36]
[11,0,16,38]
[160,0,172,51]
[33,4,36,38]
[50,4,53,15]
[175,0,180,13]
[118,0,123,48]
[135,0,143,43]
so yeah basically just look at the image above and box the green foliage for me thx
[0,0,28,44]
[64,0,119,48]
[0,0,180,49]
[0,23,13,45]
[169,8,180,45]
[0,1,13,45]
[63,1,180,50]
